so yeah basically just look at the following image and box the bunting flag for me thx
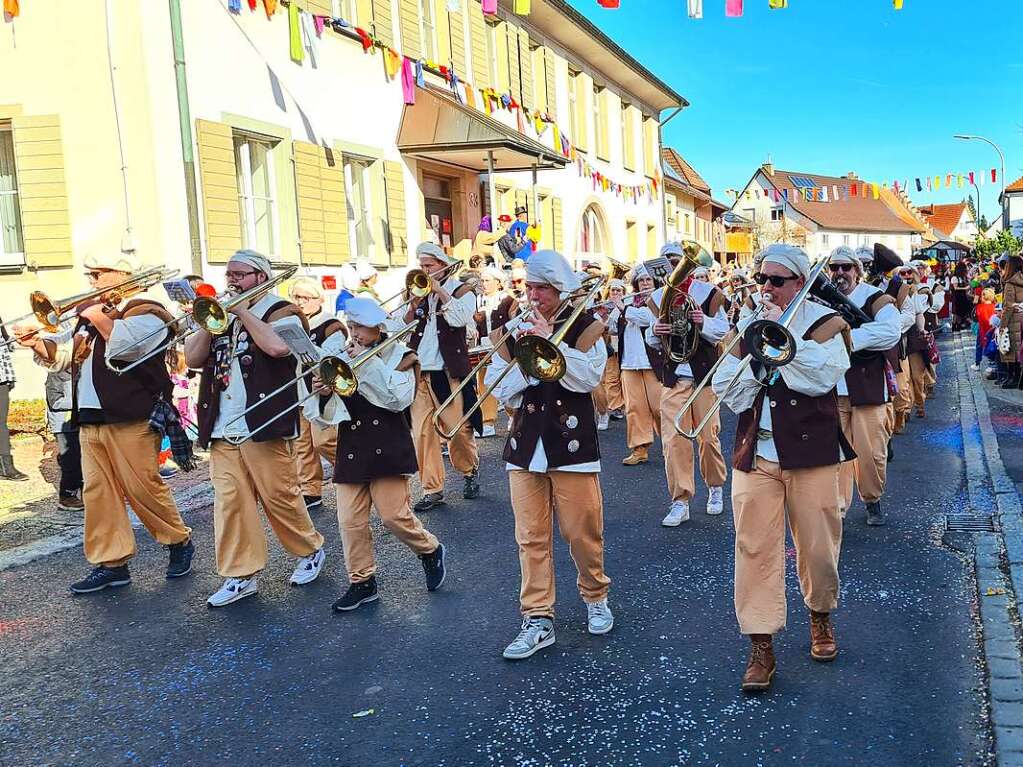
[3,0,19,17]
[725,0,743,16]
[916,178,922,192]
[992,168,998,183]
[768,0,787,8]
[514,0,530,12]
[893,0,903,8]
[969,171,975,185]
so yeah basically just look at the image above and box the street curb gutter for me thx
[954,333,1023,766]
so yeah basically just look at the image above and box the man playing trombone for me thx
[15,253,195,594]
[185,250,325,608]
[712,245,853,692]
[484,250,613,660]
[404,242,481,511]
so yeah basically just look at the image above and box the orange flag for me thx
[3,0,19,16]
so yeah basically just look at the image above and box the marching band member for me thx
[17,253,194,593]
[904,264,932,419]
[509,267,528,301]
[592,279,627,430]
[485,250,612,660]
[713,245,853,692]
[185,250,325,608]
[289,277,346,512]
[355,261,381,300]
[619,264,662,466]
[828,247,902,526]
[917,260,941,397]
[646,243,729,526]
[884,261,917,434]
[308,297,446,612]
[474,266,517,438]
[404,242,481,511]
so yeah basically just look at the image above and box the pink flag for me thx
[725,0,743,16]
[969,171,975,185]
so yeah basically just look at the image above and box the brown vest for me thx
[845,291,896,407]
[661,287,723,388]
[504,311,602,470]
[408,286,472,379]
[73,299,175,425]
[475,294,517,339]
[732,313,855,473]
[885,278,910,362]
[197,300,309,448]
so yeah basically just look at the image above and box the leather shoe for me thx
[809,611,838,661]
[621,446,649,466]
[741,634,776,692]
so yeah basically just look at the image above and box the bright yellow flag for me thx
[893,0,903,8]
[514,0,531,13]
[871,183,879,199]
[934,175,941,189]
[768,0,787,8]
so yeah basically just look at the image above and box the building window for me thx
[419,0,438,61]
[0,126,24,266]
[234,132,279,257]
[333,0,356,21]
[770,207,783,222]
[568,69,580,144]
[683,213,692,235]
[577,204,607,263]
[343,156,375,261]
[843,234,850,245]
[821,233,830,247]
[742,207,756,223]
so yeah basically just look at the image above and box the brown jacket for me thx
[1001,272,1023,362]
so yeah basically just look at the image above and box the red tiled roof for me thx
[755,167,924,234]
[662,147,711,193]
[917,202,969,238]
[1006,175,1023,193]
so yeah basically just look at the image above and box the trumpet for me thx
[220,319,419,445]
[673,256,832,439]
[590,288,655,313]
[432,276,606,441]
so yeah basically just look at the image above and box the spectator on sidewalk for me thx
[0,318,29,481]
[973,288,997,371]
[998,255,1023,389]
[45,367,83,510]
[167,346,198,442]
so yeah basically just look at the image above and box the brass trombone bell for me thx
[191,264,298,336]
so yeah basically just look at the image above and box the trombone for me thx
[673,256,832,439]
[2,266,178,349]
[220,319,418,445]
[378,261,463,315]
[432,275,606,440]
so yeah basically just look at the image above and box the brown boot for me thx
[916,407,925,419]
[809,611,838,662]
[621,445,649,466]
[741,634,776,692]
[893,412,906,434]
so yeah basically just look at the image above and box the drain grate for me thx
[945,513,997,533]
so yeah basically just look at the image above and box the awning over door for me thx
[397,86,567,173]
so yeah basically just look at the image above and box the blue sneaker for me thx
[69,565,131,594]
[166,538,195,579]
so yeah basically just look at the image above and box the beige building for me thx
[660,146,726,261]
[0,0,683,395]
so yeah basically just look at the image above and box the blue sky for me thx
[566,0,1023,224]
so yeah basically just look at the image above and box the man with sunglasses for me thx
[186,250,326,607]
[712,244,853,692]
[16,253,195,594]
[827,247,902,527]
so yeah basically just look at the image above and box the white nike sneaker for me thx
[662,500,690,527]
[503,616,556,660]
[707,486,724,516]
[207,577,258,607]
[586,599,614,635]
[290,548,325,586]
[481,424,497,438]
[597,413,610,431]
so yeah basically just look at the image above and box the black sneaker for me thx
[420,543,446,592]
[886,439,894,462]
[865,501,886,527]
[463,469,481,500]
[332,577,379,612]
[414,492,445,512]
[69,565,131,594]
[166,538,195,579]
[303,495,323,512]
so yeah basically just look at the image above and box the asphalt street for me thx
[0,345,992,767]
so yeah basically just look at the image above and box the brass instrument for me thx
[379,261,464,314]
[601,257,631,300]
[432,276,606,441]
[673,256,832,439]
[221,319,418,445]
[658,241,715,364]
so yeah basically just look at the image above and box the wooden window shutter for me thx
[543,48,557,120]
[505,23,521,103]
[468,1,490,90]
[572,72,589,152]
[434,0,452,68]
[448,3,467,78]
[643,116,658,177]
[552,197,563,253]
[195,119,242,265]
[398,0,422,61]
[383,160,408,266]
[303,0,333,14]
[11,114,72,269]
[293,141,349,266]
[372,0,394,47]
[622,105,636,171]
[518,29,534,111]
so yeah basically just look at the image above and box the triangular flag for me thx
[821,186,829,202]
[969,171,975,185]
[945,173,953,187]
[850,183,858,197]
[957,174,964,188]
[916,178,922,192]
[927,177,932,191]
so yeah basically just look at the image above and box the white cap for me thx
[692,266,710,278]
[355,260,378,280]
[608,278,626,290]
[854,246,874,264]
[84,251,139,274]
[344,296,388,329]
[828,245,862,272]
[288,276,323,299]
[760,243,810,279]
[483,266,506,282]
[525,250,581,294]
[416,241,459,266]
[229,249,273,277]
[660,242,684,260]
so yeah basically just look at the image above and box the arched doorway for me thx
[575,202,610,269]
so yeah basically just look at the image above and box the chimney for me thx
[763,162,774,177]
[846,172,858,180]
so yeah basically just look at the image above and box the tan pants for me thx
[210,438,324,578]
[908,352,928,412]
[475,364,499,426]
[80,421,191,568]
[603,355,625,412]
[294,416,338,497]
[509,470,610,618]
[732,460,842,635]
[660,379,728,501]
[336,476,439,583]
[412,372,479,494]
[621,368,661,449]
[837,397,889,508]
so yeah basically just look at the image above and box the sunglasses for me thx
[828,264,855,273]
[754,273,800,288]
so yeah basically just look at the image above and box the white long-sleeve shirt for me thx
[712,300,850,465]
[415,277,477,371]
[836,282,902,398]
[620,304,655,370]
[644,281,729,379]
[311,341,416,427]
[485,338,607,473]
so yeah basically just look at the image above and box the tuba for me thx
[657,241,715,363]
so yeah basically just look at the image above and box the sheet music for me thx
[645,257,673,284]
[162,279,196,305]
[275,323,321,366]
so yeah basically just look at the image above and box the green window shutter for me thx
[544,47,557,120]
[552,197,563,253]
[518,30,534,110]
[11,114,72,269]
[293,142,350,266]
[398,0,422,61]
[383,160,408,266]
[372,0,394,47]
[468,0,490,90]
[195,119,242,265]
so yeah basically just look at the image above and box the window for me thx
[487,21,510,94]
[577,204,606,261]
[343,156,375,261]
[419,0,438,61]
[683,213,692,235]
[234,133,279,257]
[742,207,756,223]
[770,207,783,222]
[333,0,355,20]
[0,126,24,265]
[821,233,830,247]
[665,194,676,225]
[625,220,637,262]
[843,234,850,245]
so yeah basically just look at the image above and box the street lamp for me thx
[954,134,1007,227]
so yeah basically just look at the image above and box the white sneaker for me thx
[586,599,614,635]
[662,500,690,527]
[289,548,325,585]
[971,364,980,371]
[502,616,556,660]
[481,424,497,438]
[597,413,610,431]
[707,486,724,516]
[207,577,258,607]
